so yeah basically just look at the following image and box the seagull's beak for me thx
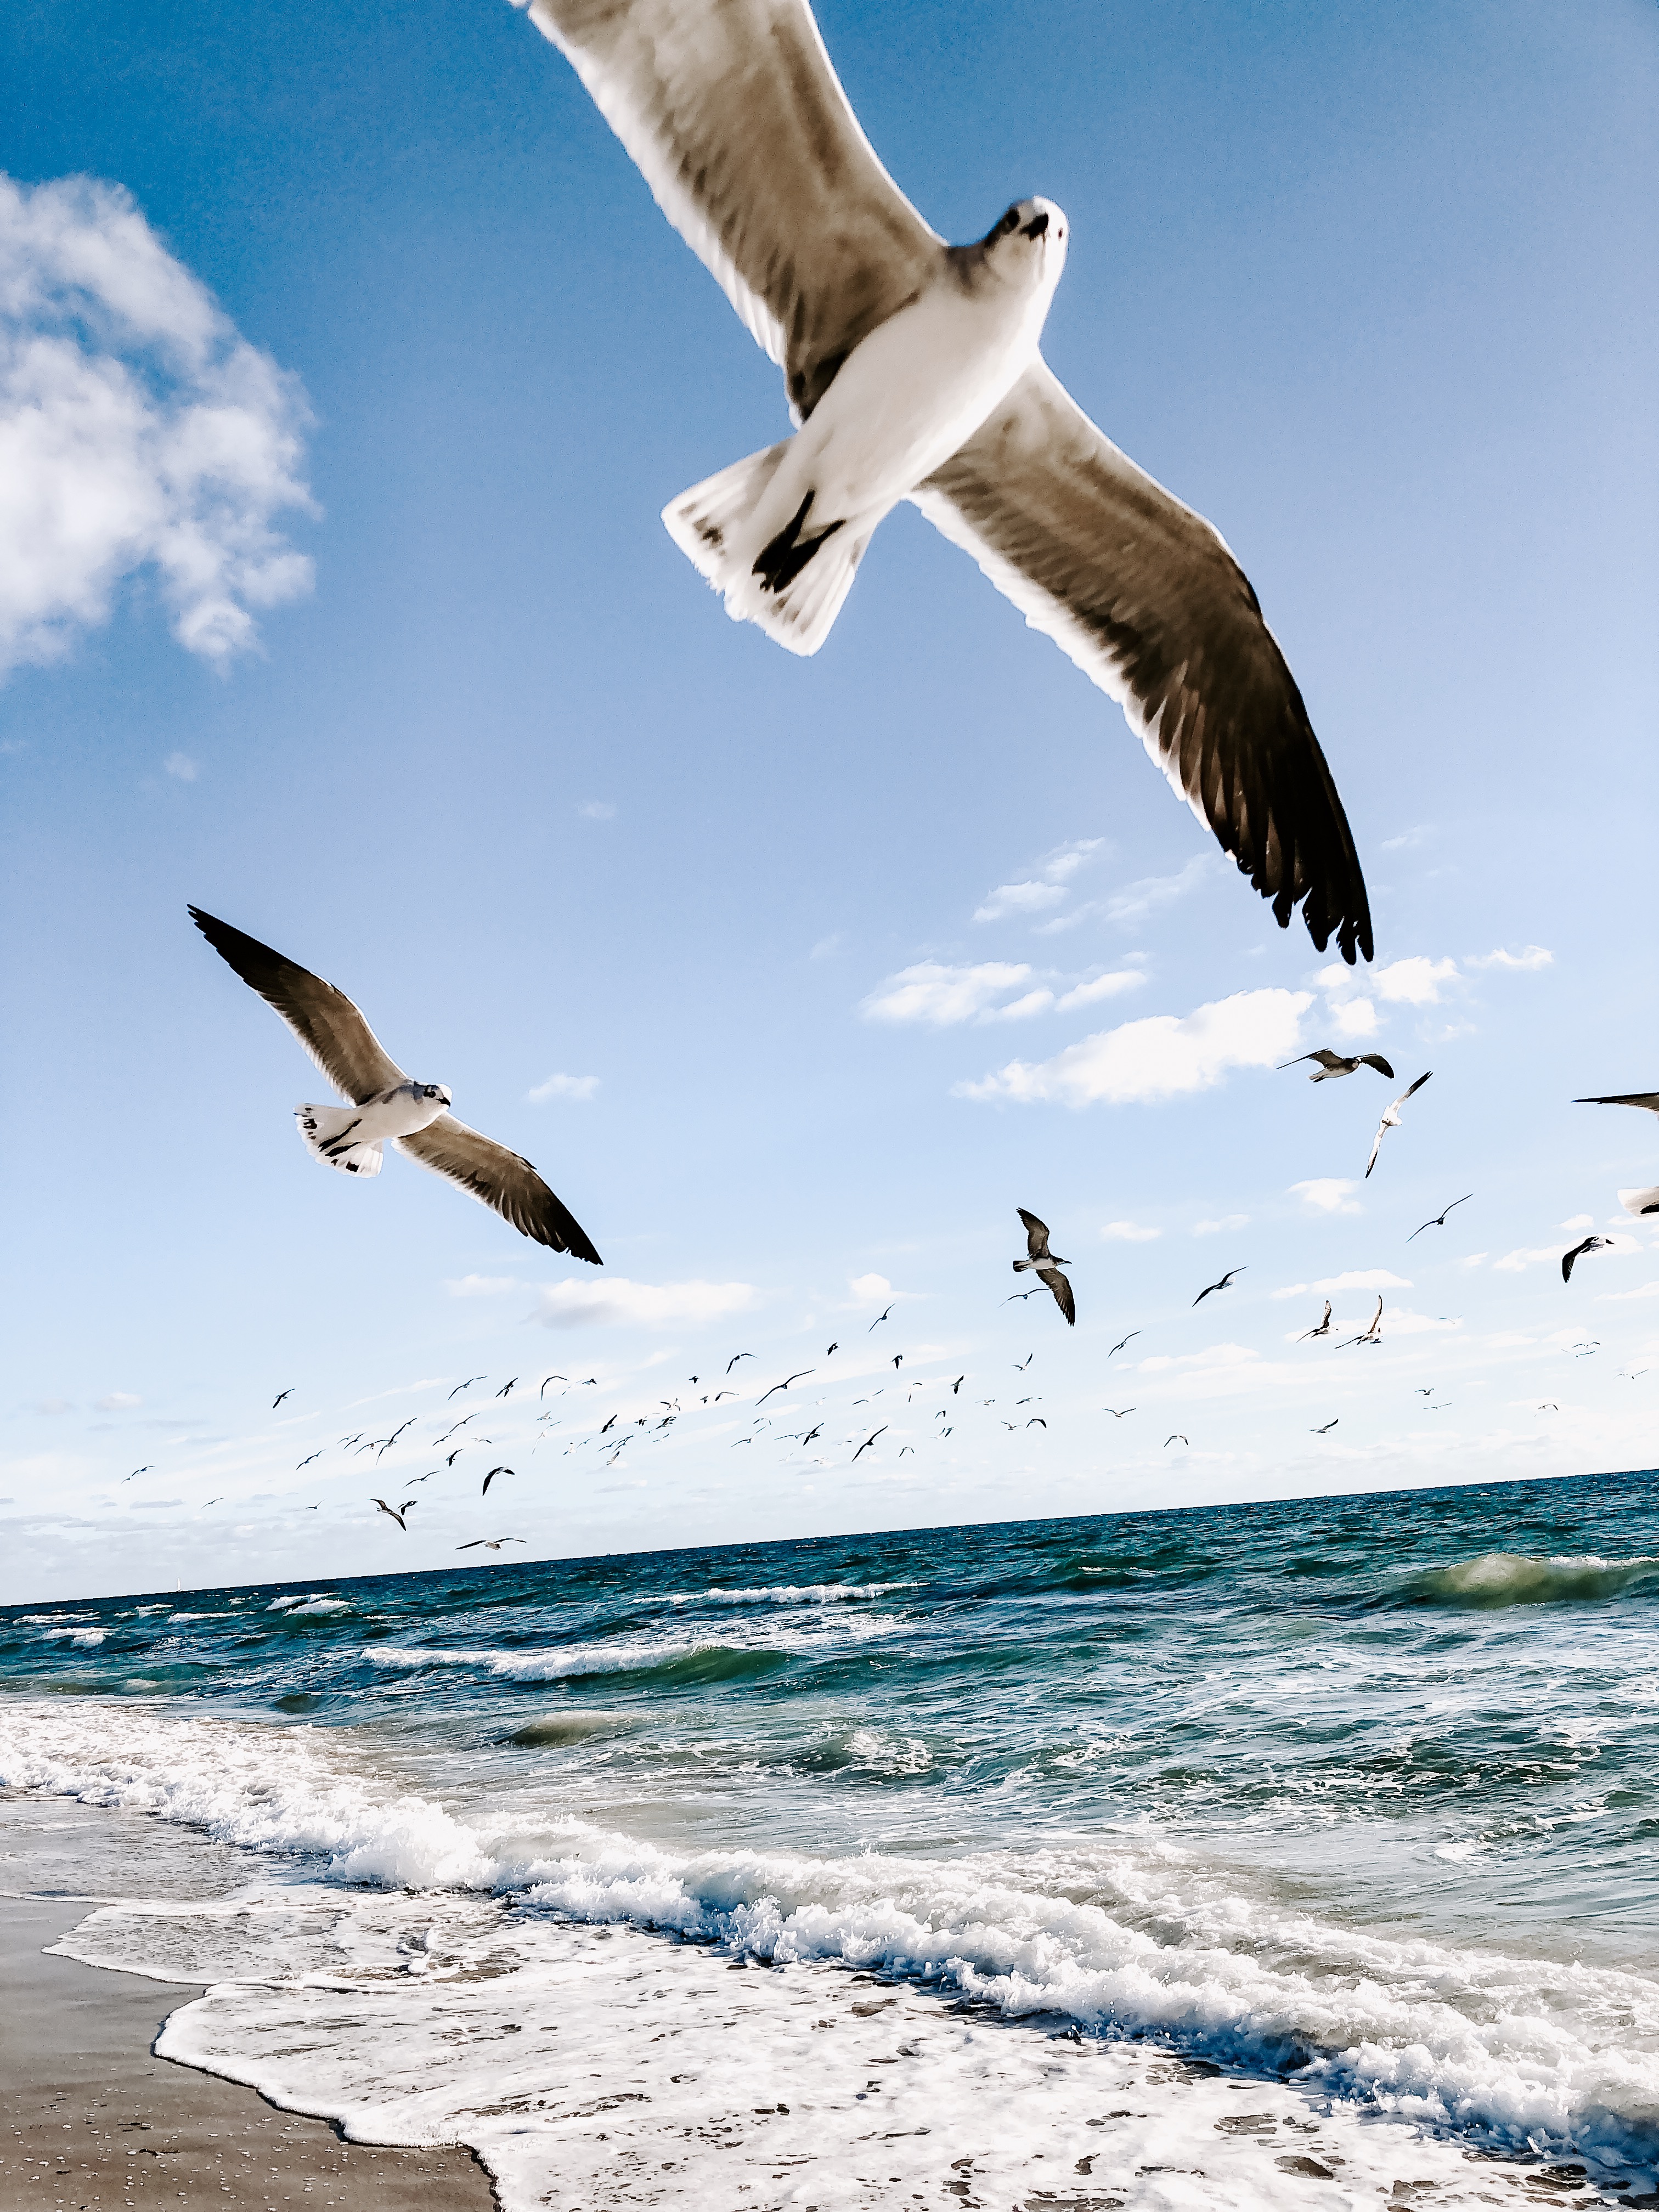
[1022,210,1049,240]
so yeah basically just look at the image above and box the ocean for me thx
[4,1472,1658,2209]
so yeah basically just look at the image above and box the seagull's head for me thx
[980,196,1068,294]
[419,1082,452,1108]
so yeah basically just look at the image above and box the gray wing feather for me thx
[911,362,1372,962]
[1036,1266,1075,1327]
[1017,1207,1051,1261]
[522,0,942,421]
[189,907,405,1103]
[398,1115,602,1264]
[1576,1093,1659,1113]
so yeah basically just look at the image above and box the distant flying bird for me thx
[1310,1418,1338,1434]
[1538,1404,1558,1413]
[757,1373,815,1404]
[1005,1287,1043,1304]
[496,1379,518,1398]
[123,1468,153,1482]
[1194,1267,1245,1306]
[1365,1071,1432,1178]
[295,1452,323,1471]
[1340,1297,1384,1347]
[540,1375,567,1396]
[1108,1331,1141,1357]
[801,1423,823,1445]
[600,1414,618,1435]
[726,1353,754,1373]
[482,1465,514,1496]
[1414,1387,1435,1396]
[373,1420,415,1459]
[1278,1049,1395,1082]
[1102,1407,1135,1418]
[1408,1194,1472,1240]
[188,907,601,1259]
[457,1537,527,1552]
[272,1388,295,1408]
[444,1448,465,1467]
[371,1498,415,1531]
[1014,1353,1034,1371]
[1562,1235,1612,1284]
[512,0,1372,962]
[1297,1300,1333,1341]
[1012,1209,1075,1326]
[405,1472,435,1485]
[851,1425,887,1462]
[869,1306,895,1330]
[826,1343,839,1357]
[1165,1434,1188,1448]
[1026,1417,1047,1429]
[450,1377,485,1399]
[950,1376,964,1394]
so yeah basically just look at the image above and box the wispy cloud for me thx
[1193,1215,1249,1236]
[528,1072,599,1103]
[534,1277,758,1330]
[93,1391,142,1411]
[1466,946,1553,972]
[446,1274,523,1297]
[163,751,198,782]
[974,838,1102,923]
[0,172,314,679]
[849,1272,891,1302]
[1101,1220,1160,1242]
[1291,1178,1362,1215]
[809,933,842,960]
[860,961,1033,1027]
[956,988,1310,1108]
[1035,855,1211,936]
[1272,1268,1410,1299]
[1380,824,1436,853]
[577,800,616,820]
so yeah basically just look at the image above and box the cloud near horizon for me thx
[534,1277,758,1329]
[0,172,315,678]
[956,988,1311,1107]
[860,960,1142,1028]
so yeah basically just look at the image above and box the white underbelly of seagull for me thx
[297,1082,452,1177]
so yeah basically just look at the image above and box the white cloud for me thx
[1386,1306,1463,1335]
[1101,1220,1160,1243]
[849,1273,891,1302]
[1460,1252,1488,1269]
[0,173,314,679]
[1037,855,1211,936]
[163,749,197,781]
[974,838,1101,922]
[1291,1178,1362,1215]
[1599,1282,1659,1303]
[577,800,615,820]
[93,1391,141,1410]
[809,933,842,960]
[990,987,1055,1022]
[528,1072,599,1103]
[1560,1214,1595,1232]
[1329,995,1378,1041]
[1193,1214,1249,1236]
[1380,824,1435,853]
[956,987,1310,1107]
[1315,1269,1411,1294]
[31,1398,72,1415]
[1493,1248,1557,1274]
[534,1277,757,1330]
[860,961,1031,1027]
[446,1274,523,1297]
[1053,969,1143,1013]
[1375,956,1460,1005]
[1466,946,1553,972]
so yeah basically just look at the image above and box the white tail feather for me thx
[662,445,871,657]
[296,1105,383,1179]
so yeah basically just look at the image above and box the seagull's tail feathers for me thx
[663,445,871,657]
[296,1105,383,1179]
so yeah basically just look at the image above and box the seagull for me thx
[296,1452,323,1471]
[1164,1434,1188,1448]
[1194,1267,1245,1306]
[371,1498,415,1531]
[482,1465,514,1496]
[826,1343,838,1357]
[1408,1194,1474,1240]
[373,1420,415,1459]
[515,0,1371,962]
[495,1378,518,1398]
[188,907,601,1258]
[869,1306,895,1330]
[1014,1353,1034,1371]
[1012,1209,1075,1326]
[1572,1093,1659,1214]
[1537,1403,1558,1412]
[1310,1418,1339,1434]
[892,1354,904,1369]
[1339,1297,1384,1347]
[600,1414,618,1435]
[1102,1407,1135,1418]
[726,1353,754,1373]
[272,1387,295,1408]
[443,1448,465,1466]
[1108,1331,1141,1357]
[1365,1072,1432,1178]
[801,1423,823,1446]
[457,1537,527,1552]
[1562,1235,1612,1284]
[1297,1300,1333,1341]
[1278,1049,1395,1082]
[851,1425,887,1462]
[123,1467,153,1482]
[450,1377,486,1399]
[950,1376,964,1394]
[540,1375,567,1396]
[1026,1417,1047,1429]
[1005,1286,1043,1303]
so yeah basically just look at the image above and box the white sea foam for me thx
[267,1593,349,1614]
[4,1696,1657,2185]
[39,1627,107,1645]
[665,1581,911,1606]
[363,1616,888,1682]
[1415,1551,1659,1606]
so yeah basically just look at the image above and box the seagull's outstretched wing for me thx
[396,1124,606,1265]
[912,363,1372,962]
[190,907,404,1103]
[1576,1092,1659,1113]
[399,1117,602,1263]
[1036,1267,1075,1327]
[521,0,942,422]
[1018,1207,1051,1261]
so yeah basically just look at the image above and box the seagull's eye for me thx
[1000,207,1019,235]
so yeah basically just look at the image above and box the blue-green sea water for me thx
[4,1471,1658,2195]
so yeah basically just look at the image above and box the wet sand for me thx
[0,1894,495,2212]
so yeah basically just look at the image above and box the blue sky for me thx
[3,0,1656,1602]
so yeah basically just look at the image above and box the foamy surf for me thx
[1410,1551,1659,1606]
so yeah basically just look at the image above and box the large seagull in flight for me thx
[189,908,602,1261]
[514,0,1372,960]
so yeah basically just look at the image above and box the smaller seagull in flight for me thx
[1012,1208,1075,1326]
[296,1451,323,1471]
[758,1372,815,1404]
[457,1537,527,1552]
[726,1352,754,1373]
[1297,1300,1333,1341]
[826,1343,838,1357]
[1108,1331,1141,1358]
[1279,1049,1396,1082]
[1562,1235,1613,1284]
[482,1465,515,1496]
[851,1425,887,1462]
[1408,1194,1473,1241]
[540,1375,567,1396]
[1309,1418,1339,1435]
[450,1377,486,1400]
[1165,1434,1188,1448]
[495,1378,518,1398]
[1339,1297,1385,1347]
[371,1497,416,1530]
[869,1306,895,1330]
[272,1388,295,1408]
[1102,1406,1135,1418]
[1194,1267,1245,1306]
[950,1375,964,1395]
[123,1467,153,1482]
[1365,1071,1432,1178]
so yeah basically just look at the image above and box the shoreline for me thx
[0,1890,495,2212]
